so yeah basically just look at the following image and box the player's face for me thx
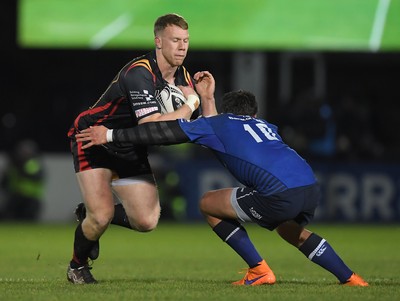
[156,25,189,67]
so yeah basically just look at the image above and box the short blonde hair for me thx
[154,13,188,36]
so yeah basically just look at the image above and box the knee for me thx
[276,221,311,248]
[199,191,212,215]
[86,209,113,233]
[129,208,160,232]
[131,217,158,232]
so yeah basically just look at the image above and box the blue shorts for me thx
[231,184,321,230]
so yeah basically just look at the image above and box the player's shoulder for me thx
[123,52,156,78]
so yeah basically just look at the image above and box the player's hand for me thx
[178,85,200,112]
[178,85,198,99]
[76,125,109,149]
[193,71,215,100]
[193,71,217,116]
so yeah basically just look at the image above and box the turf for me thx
[0,223,398,300]
[18,0,400,51]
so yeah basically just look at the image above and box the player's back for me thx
[181,114,316,195]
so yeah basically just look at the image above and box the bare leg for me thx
[113,180,160,232]
[200,189,264,268]
[71,168,115,267]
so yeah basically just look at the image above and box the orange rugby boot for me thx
[342,273,369,287]
[232,259,276,286]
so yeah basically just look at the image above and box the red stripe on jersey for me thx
[72,97,123,131]
[68,97,125,140]
[71,97,125,172]
[93,97,125,125]
[67,126,75,137]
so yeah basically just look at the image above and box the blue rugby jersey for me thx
[178,114,316,195]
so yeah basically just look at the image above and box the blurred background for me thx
[1,0,399,223]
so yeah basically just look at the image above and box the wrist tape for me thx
[186,95,200,113]
[106,129,114,143]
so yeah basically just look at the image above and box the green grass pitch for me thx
[0,222,399,300]
[19,0,400,51]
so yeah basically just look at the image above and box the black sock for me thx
[213,219,242,241]
[70,223,97,268]
[299,233,353,283]
[213,220,263,268]
[110,204,132,229]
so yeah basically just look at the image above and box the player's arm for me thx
[143,71,215,121]
[193,71,217,116]
[76,121,190,150]
[139,85,199,124]
[123,64,198,123]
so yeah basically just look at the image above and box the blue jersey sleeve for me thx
[178,118,226,152]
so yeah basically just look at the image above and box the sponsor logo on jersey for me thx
[142,90,154,101]
[135,106,158,118]
[316,244,327,257]
[129,90,154,102]
[249,207,262,220]
[228,115,253,121]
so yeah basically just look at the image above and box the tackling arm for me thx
[112,120,190,146]
[76,121,191,158]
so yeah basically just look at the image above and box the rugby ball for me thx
[156,84,186,114]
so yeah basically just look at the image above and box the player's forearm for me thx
[139,95,199,123]
[112,120,190,145]
[140,106,192,123]
[200,96,218,117]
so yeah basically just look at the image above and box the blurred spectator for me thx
[278,92,336,161]
[0,139,45,221]
[334,96,384,161]
[278,91,385,162]
[149,147,189,221]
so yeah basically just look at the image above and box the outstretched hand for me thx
[76,125,109,149]
[193,71,215,100]
[193,71,217,116]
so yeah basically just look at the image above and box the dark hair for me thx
[221,90,258,116]
[154,13,188,36]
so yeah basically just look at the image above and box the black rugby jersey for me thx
[68,50,195,138]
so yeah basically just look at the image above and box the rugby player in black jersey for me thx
[66,13,209,284]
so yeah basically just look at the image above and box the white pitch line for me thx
[369,0,391,52]
[90,13,132,49]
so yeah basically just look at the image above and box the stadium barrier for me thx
[0,153,398,223]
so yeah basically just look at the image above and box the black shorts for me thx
[70,139,152,179]
[231,184,321,230]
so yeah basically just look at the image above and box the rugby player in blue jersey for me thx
[76,71,368,287]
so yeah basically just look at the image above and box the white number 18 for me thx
[243,123,279,143]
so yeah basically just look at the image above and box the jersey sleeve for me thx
[121,61,161,121]
[113,120,190,146]
[177,118,225,152]
[110,117,225,152]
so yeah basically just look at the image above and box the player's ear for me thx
[155,36,162,49]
